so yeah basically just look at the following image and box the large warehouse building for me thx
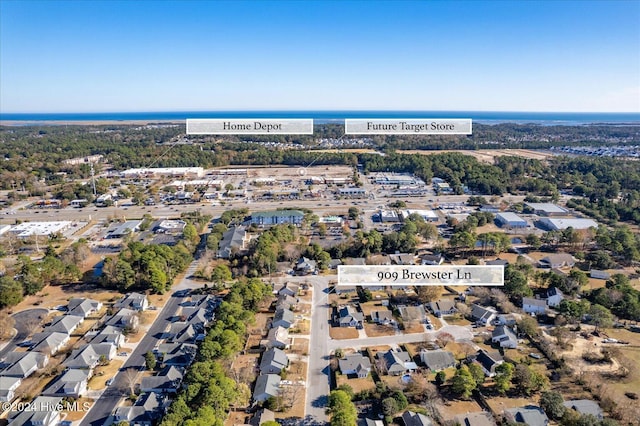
[496,212,528,228]
[526,203,570,216]
[539,218,598,231]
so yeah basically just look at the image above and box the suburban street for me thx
[0,308,48,358]
[305,276,331,425]
[79,259,203,426]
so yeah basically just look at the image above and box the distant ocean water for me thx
[1,111,640,125]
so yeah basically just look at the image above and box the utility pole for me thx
[91,163,97,196]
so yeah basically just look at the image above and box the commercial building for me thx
[526,203,569,216]
[379,210,401,223]
[401,209,439,222]
[496,212,527,228]
[251,210,304,226]
[538,218,598,231]
[9,221,73,238]
[120,167,205,179]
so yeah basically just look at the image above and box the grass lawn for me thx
[336,374,376,393]
[437,399,484,421]
[88,359,124,390]
[380,374,407,390]
[287,361,307,382]
[403,322,425,334]
[364,323,397,337]
[62,397,94,422]
[330,326,359,339]
[485,394,539,413]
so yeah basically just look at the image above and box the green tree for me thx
[467,362,486,387]
[183,223,200,247]
[328,390,357,426]
[451,365,477,399]
[494,362,514,394]
[211,265,232,285]
[588,304,614,331]
[435,370,447,386]
[514,364,549,395]
[0,276,23,308]
[145,351,157,370]
[540,390,565,420]
[382,397,399,417]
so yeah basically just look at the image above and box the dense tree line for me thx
[101,241,193,293]
[160,279,270,426]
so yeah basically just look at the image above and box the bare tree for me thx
[0,312,15,340]
[277,384,304,410]
[435,331,454,348]
[121,367,139,396]
[23,316,43,336]
[455,302,470,319]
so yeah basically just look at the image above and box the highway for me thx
[0,194,493,224]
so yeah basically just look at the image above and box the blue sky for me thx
[1,0,639,113]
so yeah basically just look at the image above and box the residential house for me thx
[495,314,518,326]
[492,326,518,349]
[471,304,497,325]
[261,326,290,349]
[167,322,197,343]
[276,294,298,311]
[273,282,299,298]
[475,350,504,377]
[485,258,509,266]
[538,253,575,269]
[365,419,385,426]
[378,350,417,376]
[504,406,549,426]
[91,325,126,347]
[428,299,458,317]
[0,376,20,402]
[523,297,547,315]
[295,257,317,275]
[0,352,48,378]
[217,225,248,259]
[253,374,281,402]
[31,332,70,356]
[141,366,184,394]
[389,253,415,265]
[402,410,434,426]
[343,257,367,266]
[46,314,84,335]
[339,354,372,378]
[590,270,610,280]
[114,392,167,426]
[563,400,603,420]
[546,287,564,308]
[398,305,427,323]
[64,343,116,370]
[421,253,444,266]
[259,348,289,374]
[114,292,149,311]
[157,343,198,367]
[7,396,62,426]
[328,259,343,270]
[180,306,210,331]
[371,309,394,325]
[272,308,295,329]
[454,412,496,426]
[248,408,276,426]
[42,368,90,398]
[105,308,140,330]
[420,349,456,372]
[338,305,364,328]
[67,298,103,318]
[335,285,358,295]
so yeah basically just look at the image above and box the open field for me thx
[397,149,555,163]
[485,394,539,413]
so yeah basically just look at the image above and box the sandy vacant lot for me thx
[398,149,554,163]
